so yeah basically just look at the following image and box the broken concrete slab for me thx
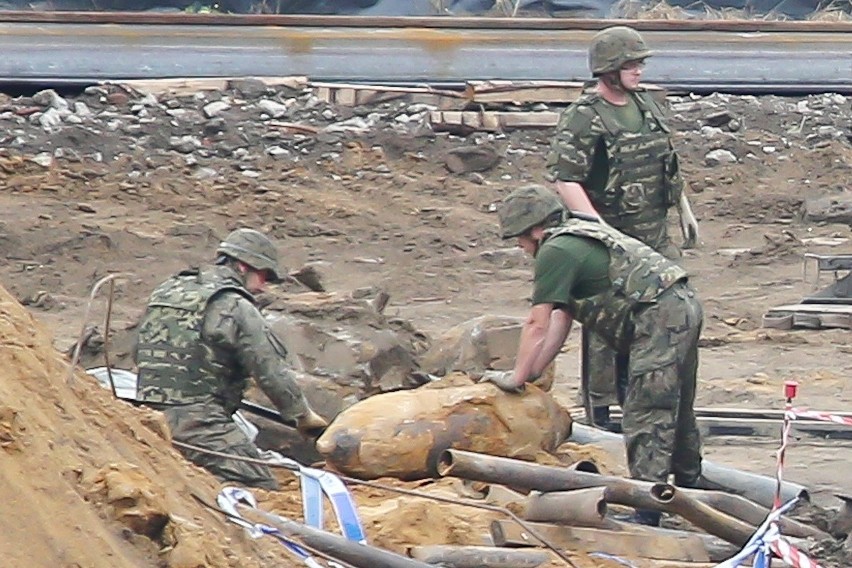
[420,315,522,376]
[803,194,852,224]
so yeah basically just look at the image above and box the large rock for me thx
[315,377,572,480]
[803,194,852,224]
[268,290,430,396]
[420,315,523,376]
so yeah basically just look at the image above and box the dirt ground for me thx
[1,79,851,566]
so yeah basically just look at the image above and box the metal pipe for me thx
[567,460,599,473]
[569,423,809,508]
[102,277,118,399]
[439,450,757,545]
[241,505,434,568]
[407,545,549,568]
[67,272,129,385]
[649,484,755,546]
[690,489,827,540]
[523,488,608,527]
[491,520,715,562]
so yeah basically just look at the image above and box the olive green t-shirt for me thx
[532,234,611,308]
[606,95,644,133]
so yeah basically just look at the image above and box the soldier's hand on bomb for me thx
[479,370,525,393]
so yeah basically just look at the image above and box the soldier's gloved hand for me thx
[479,370,525,393]
[295,408,329,438]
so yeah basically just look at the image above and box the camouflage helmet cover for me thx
[588,26,652,76]
[498,185,565,239]
[216,228,281,280]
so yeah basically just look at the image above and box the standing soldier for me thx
[484,185,703,526]
[545,25,699,427]
[134,228,328,489]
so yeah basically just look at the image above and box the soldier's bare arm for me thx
[555,181,600,217]
[510,303,555,389]
[531,308,574,376]
[204,293,309,419]
[546,105,605,217]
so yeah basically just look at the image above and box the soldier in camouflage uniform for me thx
[134,228,328,490]
[484,186,703,525]
[545,26,698,428]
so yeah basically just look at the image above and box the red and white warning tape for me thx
[789,409,852,426]
[768,533,824,568]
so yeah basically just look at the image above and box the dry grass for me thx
[501,0,851,21]
[611,0,851,20]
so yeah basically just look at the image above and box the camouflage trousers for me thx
[582,217,681,412]
[150,401,279,490]
[622,280,703,485]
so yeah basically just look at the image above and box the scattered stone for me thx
[169,135,201,154]
[106,92,130,106]
[202,100,230,118]
[257,99,291,118]
[228,78,269,98]
[30,153,54,167]
[444,145,500,174]
[77,203,96,213]
[32,89,69,111]
[703,110,734,127]
[704,149,738,166]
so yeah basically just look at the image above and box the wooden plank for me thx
[311,81,465,108]
[764,302,852,330]
[429,110,560,133]
[464,81,586,104]
[766,303,852,314]
[464,80,667,105]
[490,520,713,562]
[114,76,309,96]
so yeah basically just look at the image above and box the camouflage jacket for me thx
[543,218,687,352]
[135,265,309,419]
[546,86,684,241]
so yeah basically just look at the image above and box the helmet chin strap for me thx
[601,71,627,93]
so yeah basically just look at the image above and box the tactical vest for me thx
[544,218,687,352]
[581,91,683,235]
[135,265,254,406]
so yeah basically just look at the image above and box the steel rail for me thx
[0,12,851,31]
[0,17,849,93]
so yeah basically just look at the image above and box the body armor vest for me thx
[135,265,253,406]
[545,218,687,352]
[582,91,683,236]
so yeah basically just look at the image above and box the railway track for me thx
[0,13,850,93]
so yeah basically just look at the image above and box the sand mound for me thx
[0,282,295,567]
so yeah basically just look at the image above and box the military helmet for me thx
[498,185,565,239]
[588,26,652,76]
[217,228,281,281]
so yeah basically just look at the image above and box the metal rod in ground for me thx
[407,544,550,568]
[66,272,129,385]
[568,423,809,508]
[171,441,578,567]
[239,505,434,568]
[102,277,118,399]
